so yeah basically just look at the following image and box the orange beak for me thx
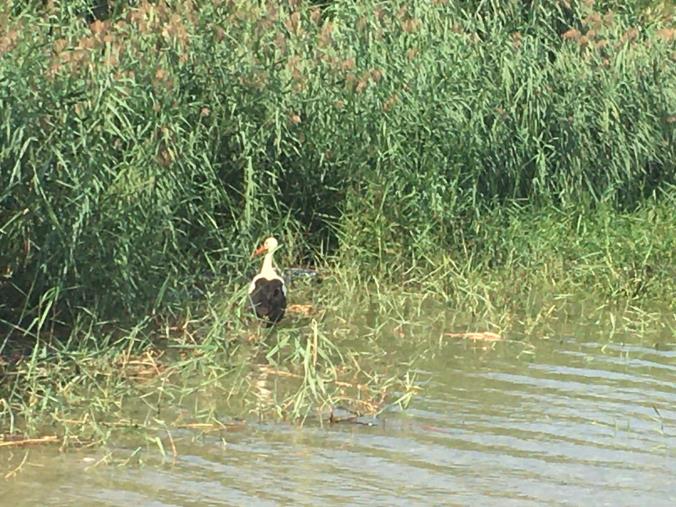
[252,244,267,257]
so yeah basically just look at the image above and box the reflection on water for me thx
[3,334,675,506]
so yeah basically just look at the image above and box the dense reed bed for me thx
[0,0,674,443]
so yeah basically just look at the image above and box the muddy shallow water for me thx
[3,330,675,506]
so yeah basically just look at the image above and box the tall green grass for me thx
[0,0,674,337]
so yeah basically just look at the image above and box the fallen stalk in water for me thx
[0,435,59,448]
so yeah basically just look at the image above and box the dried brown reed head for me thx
[562,28,581,41]
[289,113,302,125]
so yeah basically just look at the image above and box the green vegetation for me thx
[0,0,674,445]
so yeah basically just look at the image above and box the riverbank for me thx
[2,201,674,445]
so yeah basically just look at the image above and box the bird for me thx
[248,236,287,325]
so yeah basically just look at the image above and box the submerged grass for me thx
[0,0,675,447]
[0,284,423,448]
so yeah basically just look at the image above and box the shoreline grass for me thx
[2,199,674,446]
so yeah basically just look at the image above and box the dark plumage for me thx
[249,278,287,325]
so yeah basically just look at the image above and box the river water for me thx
[2,326,675,506]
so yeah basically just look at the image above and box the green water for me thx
[2,326,674,506]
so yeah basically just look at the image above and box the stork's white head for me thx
[253,236,279,257]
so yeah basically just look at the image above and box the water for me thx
[3,332,675,506]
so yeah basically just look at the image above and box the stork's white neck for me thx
[260,250,276,278]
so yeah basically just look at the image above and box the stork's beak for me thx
[252,244,267,257]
